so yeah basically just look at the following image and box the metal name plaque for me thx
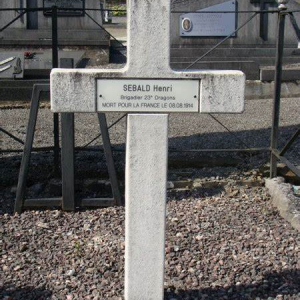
[180,0,236,37]
[97,79,199,112]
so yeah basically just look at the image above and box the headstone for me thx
[0,0,107,46]
[44,0,85,16]
[180,0,236,37]
[170,0,300,79]
[172,0,297,47]
[51,0,245,299]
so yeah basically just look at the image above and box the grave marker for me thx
[44,0,85,16]
[51,0,245,299]
[180,0,237,37]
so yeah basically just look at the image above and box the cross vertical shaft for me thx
[126,0,172,76]
[125,114,168,300]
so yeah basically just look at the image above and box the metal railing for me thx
[0,4,299,179]
[0,5,126,174]
[172,4,300,178]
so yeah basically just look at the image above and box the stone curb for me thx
[265,177,300,231]
[245,80,300,100]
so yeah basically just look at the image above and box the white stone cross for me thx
[51,1,245,299]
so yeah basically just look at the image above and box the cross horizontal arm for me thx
[51,0,245,114]
[51,69,245,113]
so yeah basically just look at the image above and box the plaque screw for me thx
[194,95,197,98]
[99,95,102,97]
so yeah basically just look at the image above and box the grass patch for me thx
[110,4,127,16]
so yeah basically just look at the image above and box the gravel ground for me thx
[0,183,299,300]
[1,98,300,164]
[0,99,300,299]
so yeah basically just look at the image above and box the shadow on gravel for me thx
[0,284,52,300]
[1,123,299,214]
[1,123,299,181]
[168,186,225,201]
[165,269,300,300]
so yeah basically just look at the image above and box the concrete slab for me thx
[0,50,86,78]
[245,80,300,100]
[25,50,85,69]
[260,68,300,81]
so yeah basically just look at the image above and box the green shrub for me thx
[111,4,127,16]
